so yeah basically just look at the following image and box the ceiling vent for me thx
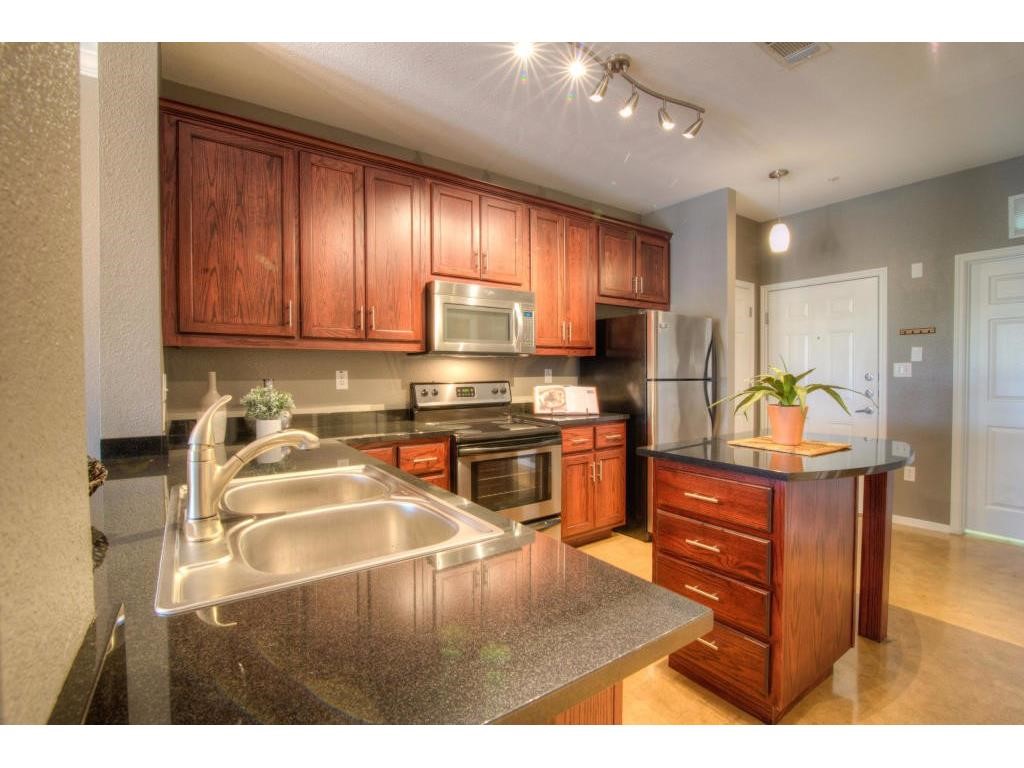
[1011,194,1024,239]
[760,42,832,69]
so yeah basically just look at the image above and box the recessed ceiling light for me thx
[514,42,534,60]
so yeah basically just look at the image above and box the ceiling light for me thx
[568,58,586,79]
[658,102,675,131]
[514,42,534,60]
[682,115,704,139]
[619,88,639,118]
[589,72,611,102]
[769,169,791,254]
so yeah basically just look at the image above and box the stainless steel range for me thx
[411,381,561,528]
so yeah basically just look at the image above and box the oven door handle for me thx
[458,435,562,455]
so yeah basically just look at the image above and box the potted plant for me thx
[714,362,872,446]
[240,385,296,462]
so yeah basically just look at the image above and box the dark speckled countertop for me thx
[84,437,710,724]
[639,433,913,480]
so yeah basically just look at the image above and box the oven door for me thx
[457,437,561,524]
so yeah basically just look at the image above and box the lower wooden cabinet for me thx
[354,437,450,490]
[560,422,627,545]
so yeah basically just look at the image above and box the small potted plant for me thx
[240,384,295,461]
[714,362,872,446]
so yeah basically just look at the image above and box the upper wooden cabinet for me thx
[431,183,528,288]
[598,224,670,308]
[530,208,596,355]
[175,121,298,338]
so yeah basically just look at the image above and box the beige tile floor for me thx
[580,524,1024,724]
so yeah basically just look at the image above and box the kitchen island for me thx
[75,437,711,724]
[638,434,912,724]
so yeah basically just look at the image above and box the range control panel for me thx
[411,381,511,410]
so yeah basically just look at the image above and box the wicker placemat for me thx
[727,435,852,456]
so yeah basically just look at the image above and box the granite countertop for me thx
[524,412,630,427]
[84,438,711,724]
[638,432,914,481]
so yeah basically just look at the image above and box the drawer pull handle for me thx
[412,456,439,463]
[602,434,623,441]
[684,584,720,602]
[684,491,720,504]
[571,438,590,444]
[685,538,721,554]
[696,637,719,651]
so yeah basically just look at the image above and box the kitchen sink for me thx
[154,464,504,615]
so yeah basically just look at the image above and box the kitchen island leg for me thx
[858,471,894,641]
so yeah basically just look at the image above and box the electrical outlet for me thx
[544,369,553,384]
[893,440,911,457]
[911,346,923,362]
[335,370,348,391]
[893,362,912,378]
[903,466,916,482]
[911,262,923,279]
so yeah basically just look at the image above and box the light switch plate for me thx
[904,466,916,482]
[894,362,912,378]
[911,262,923,278]
[911,346,923,362]
[544,369,553,384]
[893,440,911,457]
[335,370,349,390]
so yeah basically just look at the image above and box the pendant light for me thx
[768,169,791,254]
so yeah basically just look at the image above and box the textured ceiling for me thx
[160,42,1024,221]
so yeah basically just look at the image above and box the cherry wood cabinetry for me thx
[174,120,298,338]
[431,183,528,287]
[530,209,596,355]
[560,422,627,545]
[652,460,857,723]
[353,437,450,491]
[598,224,670,309]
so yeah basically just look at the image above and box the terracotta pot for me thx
[767,404,806,446]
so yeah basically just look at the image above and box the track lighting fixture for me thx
[568,57,586,79]
[658,102,675,131]
[682,115,703,139]
[514,42,534,61]
[619,87,639,118]
[589,72,611,102]
[768,169,791,254]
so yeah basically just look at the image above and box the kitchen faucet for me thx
[185,395,320,541]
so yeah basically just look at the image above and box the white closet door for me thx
[966,254,1024,539]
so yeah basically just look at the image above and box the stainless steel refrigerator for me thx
[579,311,716,540]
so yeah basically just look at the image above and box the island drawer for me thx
[594,422,626,449]
[670,621,770,698]
[655,464,773,533]
[398,441,449,476]
[655,553,771,638]
[655,509,771,586]
[561,426,594,454]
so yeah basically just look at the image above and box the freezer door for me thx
[649,312,713,380]
[650,379,713,444]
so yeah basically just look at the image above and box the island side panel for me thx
[858,471,894,641]
[552,682,623,724]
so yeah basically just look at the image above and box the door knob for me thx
[855,406,874,415]
[864,373,874,381]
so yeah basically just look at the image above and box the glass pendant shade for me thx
[769,221,791,253]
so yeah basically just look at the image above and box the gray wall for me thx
[0,43,93,723]
[643,188,736,433]
[758,153,1024,526]
[98,43,165,442]
[81,72,101,455]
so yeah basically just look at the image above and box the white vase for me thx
[198,371,227,444]
[255,417,283,463]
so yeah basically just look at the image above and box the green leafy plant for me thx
[240,385,295,420]
[714,360,873,419]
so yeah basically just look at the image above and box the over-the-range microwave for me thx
[427,280,536,355]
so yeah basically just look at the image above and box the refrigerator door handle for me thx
[703,336,717,435]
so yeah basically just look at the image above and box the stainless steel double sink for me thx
[154,464,505,615]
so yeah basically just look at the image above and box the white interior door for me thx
[735,281,757,432]
[965,254,1024,539]
[763,272,883,440]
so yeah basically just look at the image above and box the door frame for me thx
[735,279,758,431]
[950,244,1024,535]
[760,267,888,439]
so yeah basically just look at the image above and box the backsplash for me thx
[164,348,578,422]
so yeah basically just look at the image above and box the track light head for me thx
[619,88,639,118]
[682,114,704,139]
[514,42,534,61]
[589,72,611,102]
[658,103,675,131]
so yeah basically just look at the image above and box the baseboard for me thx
[892,514,952,534]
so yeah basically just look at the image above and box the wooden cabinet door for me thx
[177,121,297,337]
[564,216,596,351]
[430,183,479,280]
[597,224,636,301]
[593,447,627,529]
[481,551,525,624]
[637,234,670,305]
[529,208,565,350]
[368,560,418,636]
[480,196,527,286]
[365,167,424,342]
[433,563,481,628]
[299,152,364,339]
[562,452,595,539]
